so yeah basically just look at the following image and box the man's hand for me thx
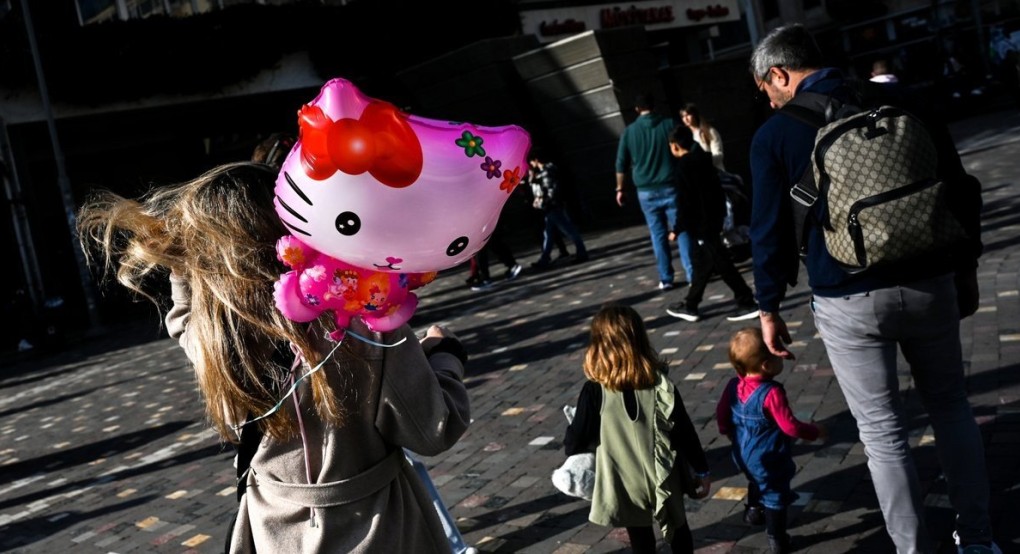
[760,311,796,360]
[615,172,627,207]
[668,231,677,242]
[955,267,979,319]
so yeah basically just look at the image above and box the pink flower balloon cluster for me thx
[273,235,436,341]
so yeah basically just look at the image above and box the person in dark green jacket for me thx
[615,93,695,290]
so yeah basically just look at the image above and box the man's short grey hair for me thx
[749,24,825,81]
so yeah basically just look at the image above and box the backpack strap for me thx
[779,92,831,260]
[782,91,832,129]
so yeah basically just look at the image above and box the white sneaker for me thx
[726,303,761,322]
[953,531,1003,554]
[470,280,494,292]
[666,302,700,322]
[658,281,674,291]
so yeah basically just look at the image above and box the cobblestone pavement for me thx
[2,108,1020,554]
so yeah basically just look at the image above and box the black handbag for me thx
[224,419,261,554]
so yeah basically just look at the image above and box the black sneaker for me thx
[571,254,589,265]
[666,302,700,322]
[743,504,766,525]
[505,264,522,280]
[727,302,760,322]
[470,280,494,292]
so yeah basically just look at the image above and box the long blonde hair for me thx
[77,162,347,441]
[583,302,664,391]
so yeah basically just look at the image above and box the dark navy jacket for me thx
[748,68,982,313]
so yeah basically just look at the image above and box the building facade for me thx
[1,0,1017,342]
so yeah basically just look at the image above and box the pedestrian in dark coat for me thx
[665,125,759,323]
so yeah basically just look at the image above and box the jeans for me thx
[637,187,693,284]
[811,274,992,553]
[474,232,517,280]
[537,207,587,263]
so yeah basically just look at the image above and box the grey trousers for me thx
[812,273,992,554]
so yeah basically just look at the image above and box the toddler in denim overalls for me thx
[716,327,826,553]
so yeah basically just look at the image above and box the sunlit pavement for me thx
[2,108,1019,553]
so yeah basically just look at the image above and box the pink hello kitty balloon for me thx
[274,235,437,340]
[274,77,532,274]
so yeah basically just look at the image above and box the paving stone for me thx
[2,110,1019,553]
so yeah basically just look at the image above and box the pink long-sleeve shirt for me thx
[716,375,820,441]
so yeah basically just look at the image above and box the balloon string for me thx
[289,369,318,528]
[232,331,406,432]
[345,329,408,348]
[233,339,343,432]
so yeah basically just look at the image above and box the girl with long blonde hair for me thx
[77,161,471,553]
[564,302,711,553]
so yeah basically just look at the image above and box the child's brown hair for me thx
[584,302,665,391]
[728,327,781,378]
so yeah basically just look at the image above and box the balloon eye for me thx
[446,236,469,256]
[335,212,361,236]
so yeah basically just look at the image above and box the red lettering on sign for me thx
[600,5,675,29]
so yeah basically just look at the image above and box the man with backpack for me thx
[748,24,997,554]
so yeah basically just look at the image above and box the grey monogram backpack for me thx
[781,89,968,273]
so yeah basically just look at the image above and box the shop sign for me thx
[521,0,740,43]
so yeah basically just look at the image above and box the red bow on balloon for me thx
[298,102,424,188]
